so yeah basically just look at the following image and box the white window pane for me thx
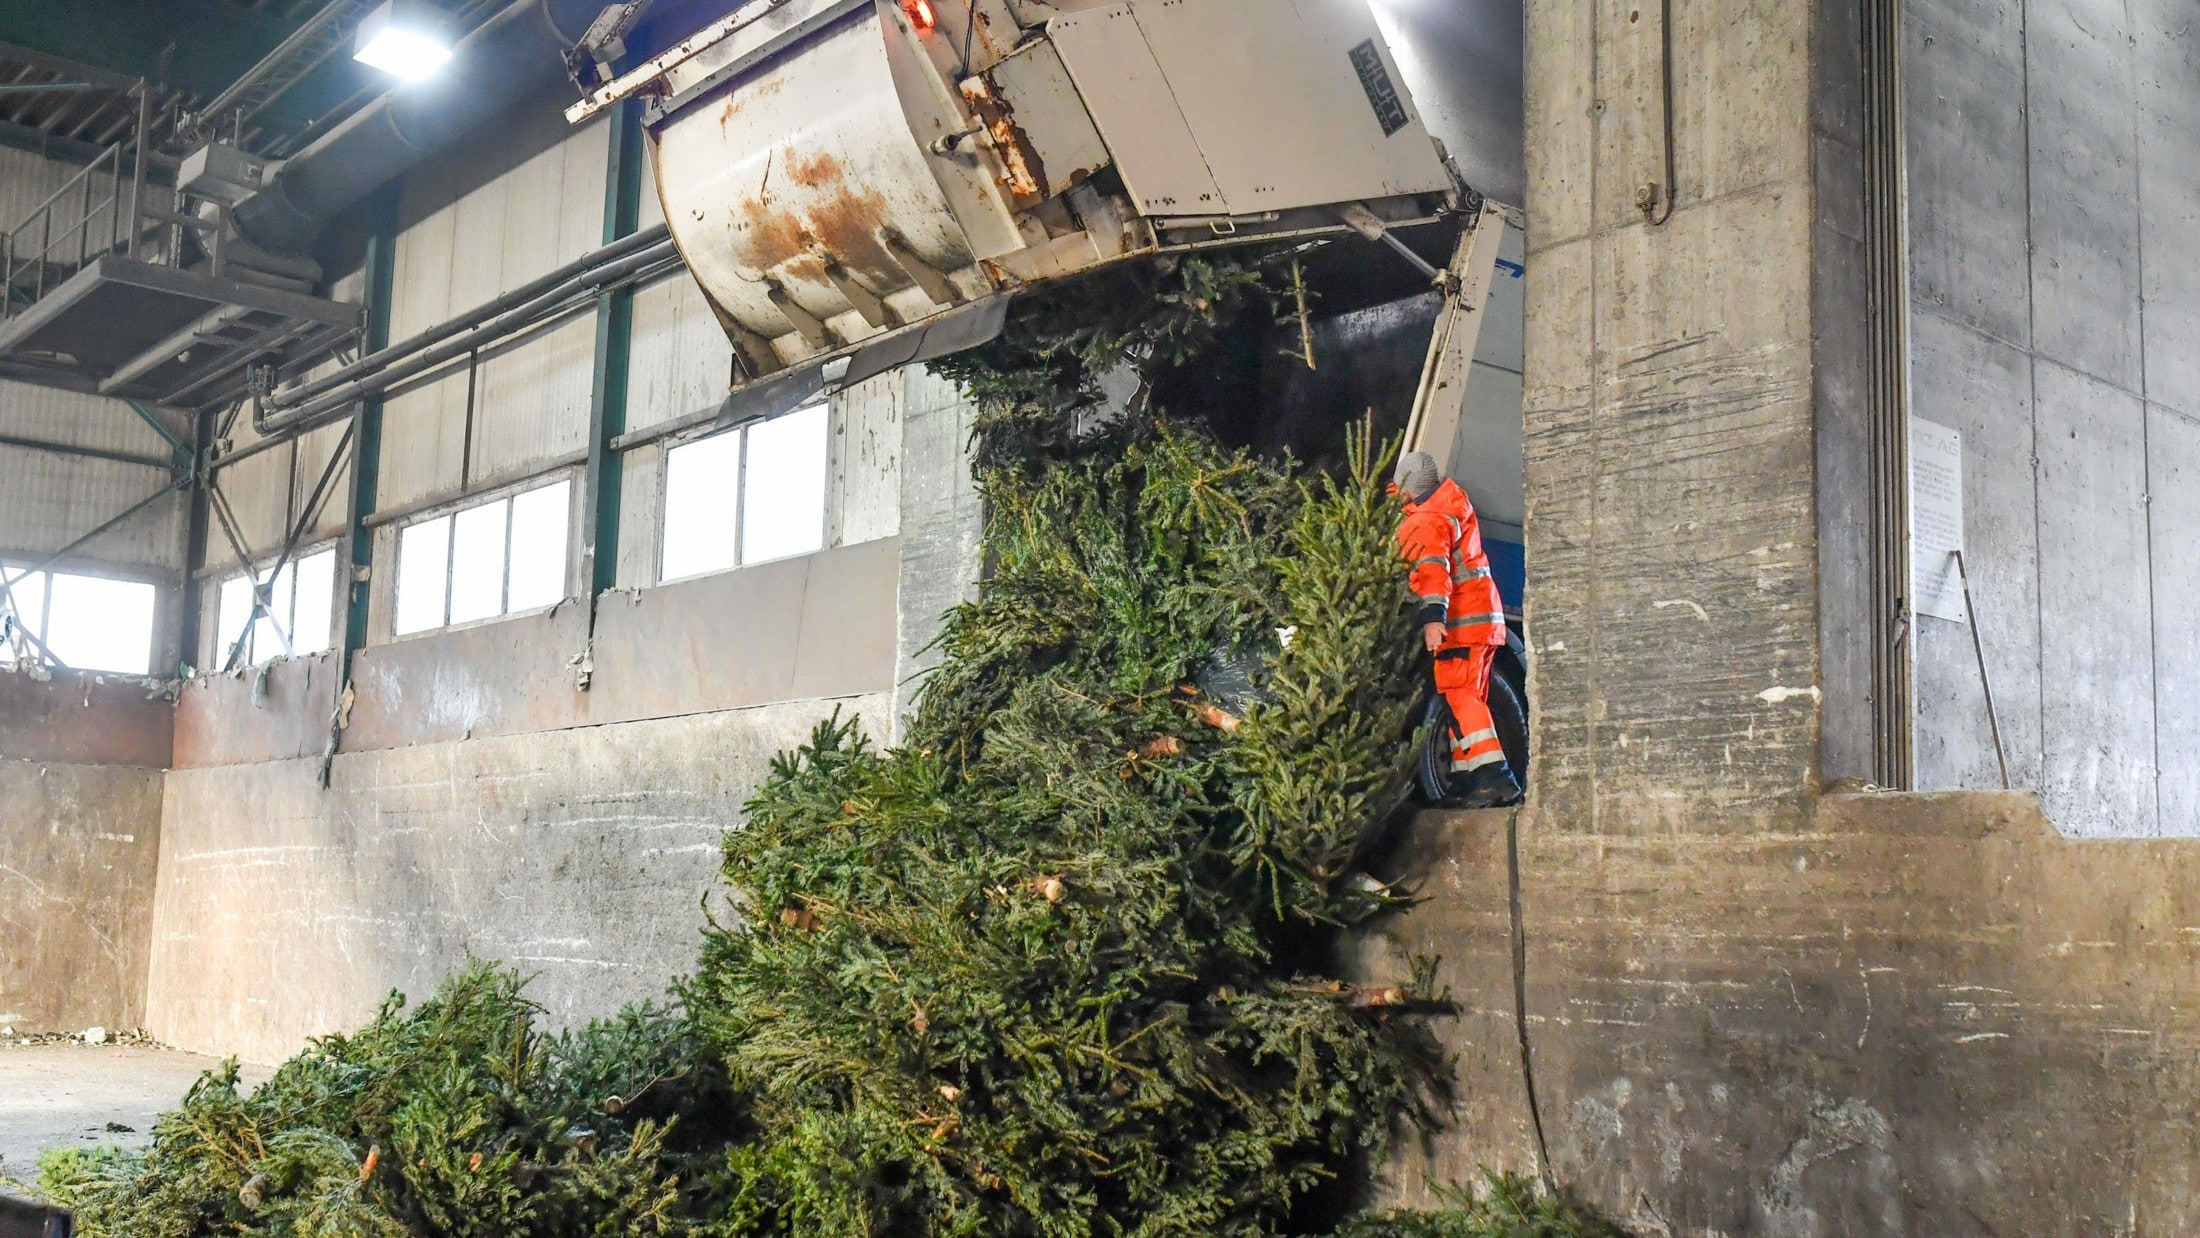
[3,567,47,663]
[250,563,294,662]
[741,405,828,564]
[662,429,742,581]
[448,499,510,624]
[45,573,155,676]
[215,574,254,666]
[290,549,336,656]
[395,515,452,635]
[506,480,570,613]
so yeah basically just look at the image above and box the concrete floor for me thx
[0,1044,267,1187]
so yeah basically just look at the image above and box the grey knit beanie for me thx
[1393,451,1442,500]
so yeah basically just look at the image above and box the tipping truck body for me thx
[570,0,1471,396]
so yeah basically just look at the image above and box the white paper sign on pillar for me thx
[1910,418,1966,623]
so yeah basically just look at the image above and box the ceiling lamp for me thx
[354,1,457,81]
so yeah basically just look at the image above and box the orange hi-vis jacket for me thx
[1398,478,1508,655]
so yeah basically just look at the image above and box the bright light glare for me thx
[290,549,336,656]
[44,574,155,676]
[505,481,571,612]
[742,404,829,565]
[661,429,743,582]
[395,515,452,635]
[447,500,509,625]
[355,15,454,80]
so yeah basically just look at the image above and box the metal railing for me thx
[0,85,153,320]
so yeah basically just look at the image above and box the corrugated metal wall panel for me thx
[374,378,468,512]
[467,121,609,480]
[0,147,115,254]
[628,272,734,432]
[288,420,352,547]
[472,313,594,477]
[207,443,293,570]
[376,191,468,510]
[832,374,901,546]
[0,446,185,571]
[0,377,179,457]
[375,117,609,508]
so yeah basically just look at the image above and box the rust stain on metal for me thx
[784,149,843,190]
[783,254,831,285]
[735,196,814,271]
[959,75,1047,203]
[716,75,783,131]
[973,6,1009,62]
[732,174,907,293]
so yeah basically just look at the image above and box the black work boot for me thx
[1446,762,1523,809]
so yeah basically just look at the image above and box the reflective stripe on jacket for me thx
[1397,478,1508,652]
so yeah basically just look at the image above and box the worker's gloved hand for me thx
[1423,622,1444,654]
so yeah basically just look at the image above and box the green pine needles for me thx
[36,966,716,1236]
[37,256,1621,1235]
[687,418,1433,1234]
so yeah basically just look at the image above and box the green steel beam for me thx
[0,430,170,471]
[176,409,213,674]
[581,98,645,597]
[340,184,397,657]
[124,399,194,479]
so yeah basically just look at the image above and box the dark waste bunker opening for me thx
[1115,216,1533,799]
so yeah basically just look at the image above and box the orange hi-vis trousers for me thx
[1434,645,1505,774]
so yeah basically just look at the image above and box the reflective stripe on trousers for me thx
[1433,645,1506,774]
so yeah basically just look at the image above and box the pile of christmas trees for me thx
[35,256,1619,1236]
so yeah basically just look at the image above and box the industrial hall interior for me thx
[0,0,2196,1232]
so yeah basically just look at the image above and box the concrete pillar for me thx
[1352,5,2200,1230]
[891,369,983,737]
[1521,0,1827,831]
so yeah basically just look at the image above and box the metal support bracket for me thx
[1403,200,1510,471]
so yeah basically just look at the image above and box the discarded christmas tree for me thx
[688,419,1436,1234]
[38,255,1621,1235]
[35,964,727,1236]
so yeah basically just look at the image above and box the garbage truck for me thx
[566,0,1528,795]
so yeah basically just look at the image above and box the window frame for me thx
[658,401,832,586]
[389,471,578,640]
[209,542,341,670]
[1,560,162,677]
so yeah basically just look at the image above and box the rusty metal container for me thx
[574,0,1461,388]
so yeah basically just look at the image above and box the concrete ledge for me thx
[1351,791,2200,1233]
[172,538,901,767]
[0,670,171,769]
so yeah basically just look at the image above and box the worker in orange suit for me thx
[1394,451,1521,808]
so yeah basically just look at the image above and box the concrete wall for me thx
[1375,0,2200,1228]
[1519,0,1822,830]
[1904,0,2200,837]
[151,523,911,1058]
[0,671,170,1033]
[1355,794,2200,1234]
[150,692,888,1063]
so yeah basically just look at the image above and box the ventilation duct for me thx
[231,0,605,253]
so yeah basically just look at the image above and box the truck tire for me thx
[1413,631,1531,805]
